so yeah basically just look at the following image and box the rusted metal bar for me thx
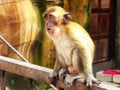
[0,70,6,90]
[0,36,29,63]
[28,79,34,90]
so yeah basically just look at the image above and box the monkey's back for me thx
[65,21,95,60]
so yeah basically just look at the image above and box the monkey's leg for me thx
[64,49,86,87]
[65,49,100,87]
[59,68,85,87]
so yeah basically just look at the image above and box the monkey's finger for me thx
[86,80,92,87]
[65,82,72,87]
[93,80,101,85]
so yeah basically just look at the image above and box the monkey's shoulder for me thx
[65,22,90,38]
[65,21,83,30]
[65,22,89,36]
[64,21,94,48]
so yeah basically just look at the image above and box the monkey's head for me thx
[43,6,71,37]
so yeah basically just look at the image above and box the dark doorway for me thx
[90,0,116,63]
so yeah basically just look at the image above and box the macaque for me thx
[43,6,99,87]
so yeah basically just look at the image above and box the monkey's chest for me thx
[55,40,74,66]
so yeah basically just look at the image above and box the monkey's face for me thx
[43,6,71,37]
[43,13,60,37]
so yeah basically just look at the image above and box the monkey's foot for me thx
[65,74,78,87]
[59,68,68,80]
[86,76,100,87]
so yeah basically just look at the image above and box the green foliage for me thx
[34,81,50,90]
[84,0,91,31]
[32,0,46,65]
[6,73,29,90]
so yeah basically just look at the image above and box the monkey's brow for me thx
[46,9,56,14]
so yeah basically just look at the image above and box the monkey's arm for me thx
[68,40,98,86]
[52,51,67,76]
[50,57,62,85]
[80,49,97,84]
[51,53,68,85]
[52,58,62,76]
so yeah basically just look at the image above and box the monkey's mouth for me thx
[47,28,51,31]
[46,27,54,33]
[47,27,54,32]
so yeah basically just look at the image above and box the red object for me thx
[103,70,120,76]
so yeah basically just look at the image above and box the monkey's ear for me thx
[63,12,71,24]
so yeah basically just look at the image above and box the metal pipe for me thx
[0,36,29,63]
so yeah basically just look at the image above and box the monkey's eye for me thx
[49,15,54,19]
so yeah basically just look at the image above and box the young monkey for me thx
[43,6,100,87]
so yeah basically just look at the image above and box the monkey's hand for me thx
[65,74,78,87]
[59,68,69,80]
[86,75,100,87]
[49,72,59,86]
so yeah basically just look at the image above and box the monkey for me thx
[43,6,100,87]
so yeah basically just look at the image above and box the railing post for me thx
[0,70,6,90]
[28,79,34,90]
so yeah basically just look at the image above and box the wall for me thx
[0,0,39,63]
[116,0,120,68]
